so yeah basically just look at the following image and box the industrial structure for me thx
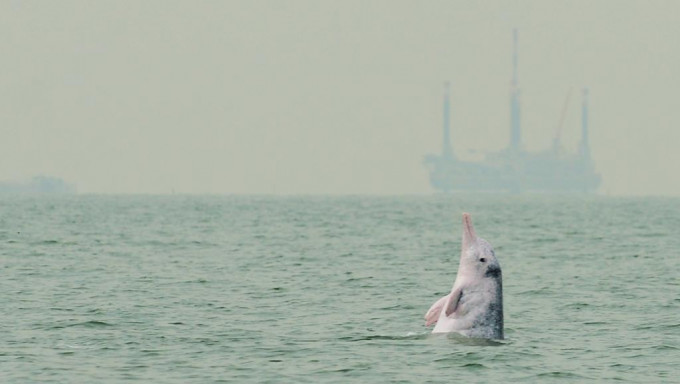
[424,30,601,193]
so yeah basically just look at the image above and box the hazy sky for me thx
[2,1,680,195]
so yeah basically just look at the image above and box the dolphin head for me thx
[458,213,501,281]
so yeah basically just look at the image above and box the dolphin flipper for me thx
[424,294,449,326]
[444,287,463,317]
[425,287,465,327]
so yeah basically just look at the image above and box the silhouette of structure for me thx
[0,176,76,194]
[424,30,600,193]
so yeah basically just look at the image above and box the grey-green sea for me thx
[1,195,679,383]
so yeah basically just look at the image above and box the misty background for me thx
[2,1,679,195]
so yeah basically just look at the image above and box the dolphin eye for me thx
[479,258,486,263]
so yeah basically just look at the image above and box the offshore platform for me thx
[424,31,601,193]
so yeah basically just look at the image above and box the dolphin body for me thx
[424,213,503,339]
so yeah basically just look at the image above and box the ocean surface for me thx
[1,195,679,383]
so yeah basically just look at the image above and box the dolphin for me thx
[424,213,503,339]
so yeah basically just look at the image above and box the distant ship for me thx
[424,30,601,193]
[0,176,76,194]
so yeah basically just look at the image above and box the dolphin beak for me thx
[462,213,477,248]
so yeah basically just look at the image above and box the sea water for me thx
[1,195,679,383]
